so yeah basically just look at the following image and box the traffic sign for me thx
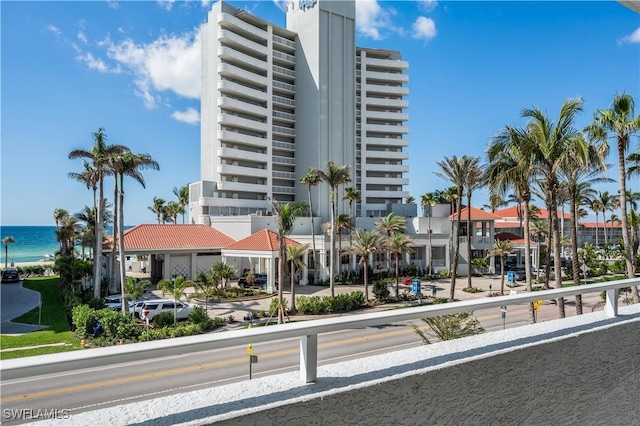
[141,310,149,319]
[533,300,542,312]
[247,344,253,356]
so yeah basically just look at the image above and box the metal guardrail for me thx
[1,279,637,382]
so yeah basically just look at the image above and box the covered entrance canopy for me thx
[222,229,304,294]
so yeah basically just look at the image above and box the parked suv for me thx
[140,299,195,322]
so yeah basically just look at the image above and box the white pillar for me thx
[164,253,172,280]
[300,335,317,383]
[301,253,309,285]
[190,253,197,280]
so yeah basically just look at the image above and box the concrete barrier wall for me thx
[216,321,639,425]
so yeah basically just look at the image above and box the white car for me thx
[139,299,195,322]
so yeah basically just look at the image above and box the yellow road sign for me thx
[533,300,543,311]
[247,344,253,355]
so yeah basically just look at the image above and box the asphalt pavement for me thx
[0,281,48,335]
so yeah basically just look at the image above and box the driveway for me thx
[0,281,47,334]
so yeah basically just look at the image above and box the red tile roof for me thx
[494,205,570,219]
[107,224,236,250]
[494,221,522,228]
[495,232,536,245]
[224,229,301,251]
[449,206,501,220]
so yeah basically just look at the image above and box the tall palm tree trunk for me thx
[94,178,104,298]
[307,188,318,285]
[329,191,336,297]
[450,194,462,301]
[427,214,433,275]
[617,150,639,303]
[119,175,128,313]
[569,192,583,315]
[110,174,119,293]
[466,194,472,289]
[523,200,535,323]
[549,185,566,318]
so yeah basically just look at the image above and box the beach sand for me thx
[9,261,55,268]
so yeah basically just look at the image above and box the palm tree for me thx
[157,275,194,325]
[598,191,613,245]
[149,197,166,224]
[68,161,99,261]
[585,196,604,246]
[343,229,385,301]
[435,156,471,301]
[590,93,640,303]
[111,151,159,312]
[315,161,351,296]
[374,213,407,274]
[488,239,515,295]
[69,128,127,298]
[463,157,484,289]
[124,277,150,317]
[173,185,189,224]
[627,145,640,179]
[287,243,309,313]
[3,236,15,268]
[521,97,586,318]
[421,192,438,274]
[211,261,236,289]
[194,271,217,315]
[530,219,547,285]
[487,125,538,322]
[343,186,361,277]
[56,215,81,257]
[53,208,69,232]
[166,201,180,224]
[387,233,414,297]
[269,198,308,324]
[334,214,355,280]
[483,194,507,213]
[406,195,415,205]
[558,135,609,315]
[300,168,321,284]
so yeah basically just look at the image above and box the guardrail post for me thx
[300,334,317,383]
[604,288,618,318]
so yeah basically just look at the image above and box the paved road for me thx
[0,291,608,424]
[0,281,47,334]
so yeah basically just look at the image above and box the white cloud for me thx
[105,28,202,108]
[172,108,200,124]
[107,1,120,10]
[157,0,175,11]
[78,31,88,44]
[618,27,640,44]
[76,52,121,73]
[417,0,438,13]
[412,16,436,41]
[201,0,211,7]
[46,24,61,35]
[356,0,401,40]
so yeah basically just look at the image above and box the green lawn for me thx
[0,277,81,360]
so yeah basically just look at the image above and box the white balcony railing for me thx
[2,279,636,385]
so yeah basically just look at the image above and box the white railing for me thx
[1,279,637,383]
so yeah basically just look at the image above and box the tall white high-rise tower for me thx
[190,0,409,225]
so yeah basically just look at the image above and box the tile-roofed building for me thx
[110,224,236,251]
[450,206,501,221]
[224,229,300,252]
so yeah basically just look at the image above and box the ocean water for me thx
[0,226,60,264]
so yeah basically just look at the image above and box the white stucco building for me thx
[190,0,409,223]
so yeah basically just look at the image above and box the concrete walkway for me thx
[0,281,48,335]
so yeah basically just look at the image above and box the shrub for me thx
[462,287,483,293]
[87,297,105,310]
[269,297,288,314]
[98,309,139,341]
[72,304,97,338]
[372,280,390,302]
[154,312,175,327]
[296,296,325,314]
[211,316,225,326]
[188,306,209,326]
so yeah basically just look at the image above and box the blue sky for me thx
[1,0,639,226]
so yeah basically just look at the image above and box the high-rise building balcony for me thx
[364,57,409,70]
[272,34,295,50]
[273,50,296,65]
[364,83,409,97]
[217,146,268,163]
[217,63,268,87]
[272,80,295,94]
[365,110,409,122]
[218,113,268,132]
[217,180,268,193]
[217,46,267,71]
[218,13,268,41]
[272,185,296,195]
[364,150,409,160]
[365,70,409,84]
[272,125,296,136]
[217,164,269,179]
[365,137,409,147]
[365,123,408,134]
[218,96,268,118]
[364,189,409,199]
[218,30,268,57]
[218,80,268,102]
[272,64,295,79]
[272,94,295,108]
[218,130,268,148]
[363,163,409,173]
[364,176,409,186]
[363,97,408,109]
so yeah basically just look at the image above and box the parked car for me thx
[239,273,268,289]
[1,268,20,283]
[514,270,526,281]
[140,299,195,322]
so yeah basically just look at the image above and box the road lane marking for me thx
[0,326,421,403]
